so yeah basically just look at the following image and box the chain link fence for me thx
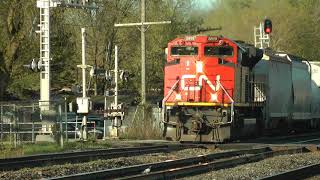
[0,101,164,146]
[0,103,39,146]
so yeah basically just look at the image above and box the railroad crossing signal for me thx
[114,0,171,105]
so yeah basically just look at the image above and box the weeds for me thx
[121,105,162,140]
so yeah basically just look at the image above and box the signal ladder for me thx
[37,0,51,111]
[254,22,270,49]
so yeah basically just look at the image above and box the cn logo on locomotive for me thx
[180,74,221,102]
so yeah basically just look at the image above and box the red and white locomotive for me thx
[162,35,320,142]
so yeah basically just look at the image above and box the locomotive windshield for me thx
[171,46,198,56]
[205,46,233,57]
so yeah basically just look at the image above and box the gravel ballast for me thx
[187,151,320,180]
[0,148,218,179]
[2,148,320,180]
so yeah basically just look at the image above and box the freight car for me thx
[162,35,320,142]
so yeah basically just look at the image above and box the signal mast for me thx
[35,0,97,112]
[31,0,97,140]
[254,18,272,49]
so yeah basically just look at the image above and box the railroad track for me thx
[260,163,320,180]
[212,132,320,151]
[49,146,308,180]
[0,144,198,171]
[242,132,320,145]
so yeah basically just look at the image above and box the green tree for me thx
[0,0,38,99]
[204,0,320,61]
[0,0,203,100]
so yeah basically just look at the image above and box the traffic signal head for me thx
[264,19,272,34]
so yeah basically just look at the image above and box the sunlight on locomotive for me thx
[196,61,203,73]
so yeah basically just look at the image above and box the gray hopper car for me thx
[253,52,320,131]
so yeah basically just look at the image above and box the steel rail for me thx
[0,144,196,171]
[259,163,320,180]
[122,147,306,180]
[239,131,320,145]
[49,147,293,180]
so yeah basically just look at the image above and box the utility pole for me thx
[115,0,171,105]
[141,0,146,105]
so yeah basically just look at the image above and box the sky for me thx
[199,0,215,9]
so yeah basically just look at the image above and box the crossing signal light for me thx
[264,19,272,34]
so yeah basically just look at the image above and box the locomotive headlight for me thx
[196,61,203,73]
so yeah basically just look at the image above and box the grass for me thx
[0,140,112,159]
[23,142,64,155]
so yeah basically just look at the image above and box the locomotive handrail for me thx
[161,79,234,125]
[217,81,234,125]
[162,80,180,123]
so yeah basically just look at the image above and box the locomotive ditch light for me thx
[264,19,272,34]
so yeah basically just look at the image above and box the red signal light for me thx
[264,19,272,34]
[265,28,271,33]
